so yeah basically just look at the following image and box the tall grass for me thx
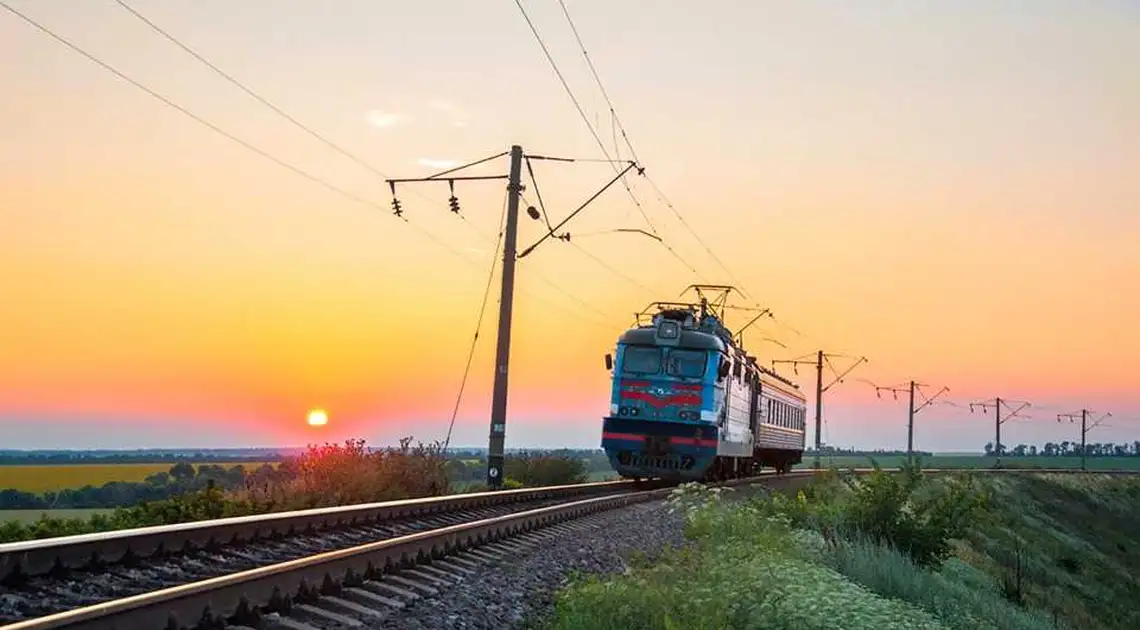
[818,536,1057,630]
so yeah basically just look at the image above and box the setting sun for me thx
[306,409,328,427]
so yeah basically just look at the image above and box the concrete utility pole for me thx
[874,381,948,466]
[908,380,916,461]
[773,351,866,468]
[1058,409,1110,471]
[969,397,1030,467]
[485,145,524,488]
[814,351,824,469]
[386,145,641,489]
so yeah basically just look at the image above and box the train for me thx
[600,285,807,482]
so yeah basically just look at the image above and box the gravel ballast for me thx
[370,498,688,630]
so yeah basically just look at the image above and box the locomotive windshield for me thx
[621,346,661,375]
[665,349,706,379]
[621,346,708,380]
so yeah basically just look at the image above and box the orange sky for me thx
[1,0,1138,450]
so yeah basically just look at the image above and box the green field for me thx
[0,462,280,493]
[794,455,1140,471]
[0,508,115,525]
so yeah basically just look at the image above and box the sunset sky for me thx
[2,0,1138,452]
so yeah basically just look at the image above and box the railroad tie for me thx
[386,573,440,596]
[345,585,406,609]
[293,603,366,628]
[263,615,324,630]
[363,579,421,601]
[318,595,390,620]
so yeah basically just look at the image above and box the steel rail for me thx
[0,478,644,583]
[0,488,663,629]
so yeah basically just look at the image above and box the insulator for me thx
[526,206,540,220]
[391,198,403,216]
[448,196,461,213]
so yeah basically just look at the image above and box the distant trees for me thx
[983,441,1140,457]
[805,447,935,457]
[0,462,260,510]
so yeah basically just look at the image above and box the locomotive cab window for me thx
[665,349,706,379]
[621,346,661,375]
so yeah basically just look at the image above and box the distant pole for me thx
[1080,408,1087,471]
[813,349,823,469]
[994,396,1002,467]
[486,145,524,489]
[907,380,916,465]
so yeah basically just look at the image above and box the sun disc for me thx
[307,409,328,426]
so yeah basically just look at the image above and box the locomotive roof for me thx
[617,327,727,352]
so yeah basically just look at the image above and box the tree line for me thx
[983,441,1140,457]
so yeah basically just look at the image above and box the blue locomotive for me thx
[601,286,807,481]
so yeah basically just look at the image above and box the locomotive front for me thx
[600,309,726,481]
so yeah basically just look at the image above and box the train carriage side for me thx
[752,369,808,472]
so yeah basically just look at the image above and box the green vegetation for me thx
[542,464,1140,630]
[0,439,596,543]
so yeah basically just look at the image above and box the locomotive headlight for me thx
[657,320,679,339]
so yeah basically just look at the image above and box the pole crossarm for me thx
[518,160,642,259]
[914,385,950,414]
[822,356,868,393]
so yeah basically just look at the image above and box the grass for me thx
[0,462,280,492]
[795,455,1140,471]
[0,508,115,525]
[540,471,1140,630]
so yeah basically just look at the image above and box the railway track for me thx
[1,467,1135,629]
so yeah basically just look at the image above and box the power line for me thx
[112,0,395,182]
[0,0,487,268]
[444,190,509,452]
[968,397,1031,466]
[870,380,950,465]
[551,1,757,302]
[772,351,867,468]
[1058,409,1111,471]
[510,0,704,282]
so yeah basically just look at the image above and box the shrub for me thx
[0,437,451,543]
[503,452,588,487]
[762,461,991,567]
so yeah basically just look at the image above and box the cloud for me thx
[427,99,470,128]
[366,110,403,128]
[417,158,457,169]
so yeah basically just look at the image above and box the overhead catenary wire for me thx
[551,0,759,302]
[510,0,705,282]
[113,0,396,182]
[113,0,488,238]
